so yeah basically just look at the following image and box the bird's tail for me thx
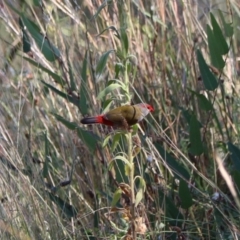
[81,116,102,125]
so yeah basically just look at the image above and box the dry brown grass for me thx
[0,0,240,239]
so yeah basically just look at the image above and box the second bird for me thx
[81,103,154,128]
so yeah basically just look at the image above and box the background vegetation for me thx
[0,0,240,239]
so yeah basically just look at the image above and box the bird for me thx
[81,103,154,128]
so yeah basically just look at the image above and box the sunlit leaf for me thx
[124,164,130,176]
[102,135,111,148]
[111,188,122,207]
[135,177,146,207]
[111,133,123,152]
[135,188,143,207]
[113,154,131,167]
[97,83,121,100]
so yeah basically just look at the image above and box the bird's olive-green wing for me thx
[104,105,138,126]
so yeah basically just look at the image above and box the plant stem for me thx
[128,131,136,239]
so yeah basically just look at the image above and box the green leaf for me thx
[232,170,240,192]
[228,142,240,171]
[135,177,146,207]
[135,188,143,207]
[158,189,183,225]
[77,129,99,153]
[155,143,190,180]
[115,62,124,78]
[196,49,218,90]
[110,158,128,183]
[32,0,42,6]
[131,124,138,135]
[189,115,204,156]
[210,13,229,55]
[79,52,88,115]
[187,89,213,111]
[94,198,100,229]
[218,10,233,38]
[48,192,78,218]
[196,94,213,111]
[52,114,74,130]
[111,133,122,152]
[113,154,131,167]
[95,50,115,78]
[102,135,111,148]
[179,107,202,127]
[22,30,31,53]
[21,16,61,62]
[23,57,64,85]
[97,83,121,100]
[53,114,100,152]
[102,99,113,113]
[179,180,193,209]
[97,26,120,39]
[111,188,122,207]
[120,28,129,57]
[207,25,225,70]
[93,0,113,19]
[121,29,129,58]
[41,81,79,107]
[19,18,31,53]
[212,111,224,138]
[66,49,76,92]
